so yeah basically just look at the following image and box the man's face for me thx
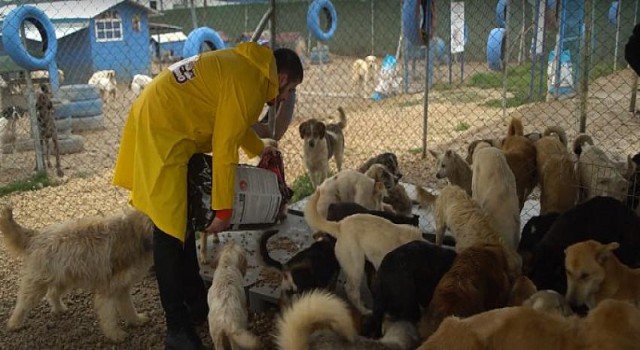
[267,73,300,106]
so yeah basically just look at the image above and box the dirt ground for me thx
[1,55,639,349]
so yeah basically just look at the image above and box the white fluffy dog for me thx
[88,70,117,101]
[130,74,153,97]
[0,206,153,343]
[315,167,388,219]
[207,241,260,350]
[352,55,379,97]
[471,142,521,249]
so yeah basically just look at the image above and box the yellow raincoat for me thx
[113,42,279,241]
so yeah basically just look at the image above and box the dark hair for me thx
[274,48,304,84]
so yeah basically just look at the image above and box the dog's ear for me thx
[299,121,309,138]
[373,181,386,196]
[429,149,440,159]
[596,242,619,264]
[239,253,248,276]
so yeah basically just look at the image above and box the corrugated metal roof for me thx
[150,31,186,43]
[0,0,157,21]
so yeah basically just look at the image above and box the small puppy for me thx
[420,299,640,350]
[501,117,538,210]
[574,134,635,202]
[471,142,521,249]
[359,153,411,216]
[419,244,515,338]
[369,240,457,338]
[0,106,22,164]
[565,240,640,309]
[430,149,472,196]
[88,70,117,101]
[276,290,420,350]
[352,55,379,97]
[207,241,260,350]
[315,168,387,219]
[304,190,424,315]
[299,107,347,188]
[523,196,640,293]
[523,290,574,316]
[0,206,153,343]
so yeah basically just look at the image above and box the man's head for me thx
[272,48,303,105]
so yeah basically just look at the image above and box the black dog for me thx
[368,240,456,338]
[259,202,421,305]
[518,212,561,273]
[358,152,402,182]
[525,196,640,293]
[625,152,640,211]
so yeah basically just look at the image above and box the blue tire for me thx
[183,27,226,58]
[2,5,57,71]
[496,0,507,28]
[609,1,619,26]
[487,28,506,71]
[307,0,338,42]
[54,99,103,119]
[56,84,100,102]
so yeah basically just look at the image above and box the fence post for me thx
[501,0,511,120]
[20,24,44,173]
[578,0,593,133]
[422,0,433,159]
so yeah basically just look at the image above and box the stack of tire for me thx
[55,84,104,132]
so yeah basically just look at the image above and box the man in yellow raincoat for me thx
[113,42,303,349]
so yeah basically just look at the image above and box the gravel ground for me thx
[0,59,638,348]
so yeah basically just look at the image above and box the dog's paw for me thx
[105,328,128,343]
[50,302,68,314]
[198,255,209,266]
[7,318,24,331]
[129,312,149,326]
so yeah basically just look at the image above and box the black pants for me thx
[153,225,208,331]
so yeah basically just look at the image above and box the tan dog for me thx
[419,299,640,350]
[501,117,538,210]
[523,290,574,316]
[299,108,347,188]
[573,134,635,203]
[352,55,379,97]
[304,190,424,315]
[429,149,473,196]
[207,241,260,350]
[419,244,516,338]
[315,168,387,219]
[565,240,640,309]
[471,142,520,249]
[0,206,153,342]
[276,290,420,350]
[507,275,538,306]
[535,126,577,214]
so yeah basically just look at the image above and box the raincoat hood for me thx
[234,42,279,101]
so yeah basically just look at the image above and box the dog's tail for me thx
[415,186,437,208]
[0,205,37,256]
[543,126,568,147]
[572,134,594,156]
[229,328,261,349]
[257,229,283,271]
[276,290,357,350]
[304,190,342,239]
[507,117,525,137]
[337,107,347,129]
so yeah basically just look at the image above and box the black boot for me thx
[183,230,209,326]
[153,227,205,350]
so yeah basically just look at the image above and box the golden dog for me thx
[501,117,538,210]
[207,241,259,350]
[419,299,640,350]
[0,206,153,342]
[304,190,424,315]
[535,126,577,214]
[565,240,640,309]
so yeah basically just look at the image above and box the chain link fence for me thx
[0,0,638,221]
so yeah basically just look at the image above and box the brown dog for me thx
[535,126,577,214]
[565,240,640,309]
[419,299,640,350]
[501,117,537,210]
[419,244,515,338]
